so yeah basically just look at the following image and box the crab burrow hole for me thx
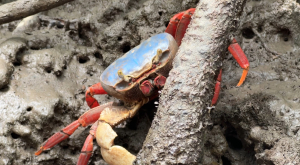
[158,11,163,16]
[11,132,21,139]
[78,56,90,64]
[0,85,9,92]
[94,52,103,60]
[224,125,243,150]
[241,27,255,39]
[26,106,33,112]
[121,43,131,53]
[278,28,291,42]
[221,156,232,165]
[164,21,169,28]
[257,25,263,33]
[45,67,52,74]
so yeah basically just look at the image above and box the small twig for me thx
[0,0,75,25]
[252,28,282,59]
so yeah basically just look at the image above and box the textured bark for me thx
[0,0,75,25]
[135,0,247,164]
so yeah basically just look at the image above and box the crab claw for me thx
[140,80,154,96]
[96,122,136,165]
[94,102,144,165]
[228,38,249,87]
[154,75,166,89]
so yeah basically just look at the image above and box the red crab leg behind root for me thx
[170,8,195,46]
[85,83,107,108]
[211,69,222,106]
[77,121,98,165]
[35,103,112,156]
[228,38,250,87]
[165,11,184,38]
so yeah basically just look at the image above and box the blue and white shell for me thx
[101,33,175,91]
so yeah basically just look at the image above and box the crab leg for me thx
[85,83,107,108]
[35,103,112,156]
[211,69,222,106]
[228,38,250,87]
[77,121,98,165]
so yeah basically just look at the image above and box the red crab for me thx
[35,8,249,165]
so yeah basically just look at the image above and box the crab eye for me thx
[117,70,123,76]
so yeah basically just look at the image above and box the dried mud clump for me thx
[0,0,300,164]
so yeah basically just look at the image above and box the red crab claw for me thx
[140,80,154,96]
[165,11,184,38]
[211,69,222,106]
[85,83,107,108]
[35,104,107,156]
[165,8,195,46]
[154,75,166,89]
[228,38,250,87]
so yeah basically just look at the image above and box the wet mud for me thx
[0,0,299,164]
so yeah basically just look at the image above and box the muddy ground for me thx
[0,0,299,165]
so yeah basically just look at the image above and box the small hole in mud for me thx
[118,36,122,41]
[78,56,90,64]
[11,132,20,139]
[257,26,263,33]
[45,68,52,73]
[26,107,32,112]
[241,28,255,39]
[226,135,243,150]
[56,22,64,29]
[158,11,163,16]
[0,85,9,92]
[122,44,131,53]
[165,21,169,28]
[221,156,232,165]
[13,61,22,66]
[71,150,77,155]
[278,28,291,42]
[62,145,69,149]
[263,143,272,150]
[8,24,15,32]
[63,66,67,70]
[94,52,102,59]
